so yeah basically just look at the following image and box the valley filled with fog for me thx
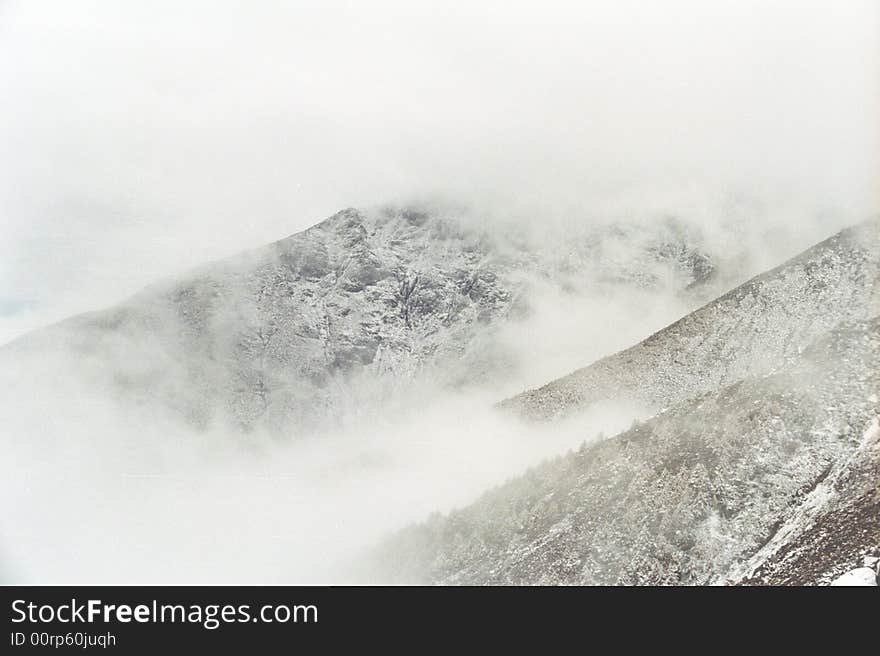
[1,1,877,585]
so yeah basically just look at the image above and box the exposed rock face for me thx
[363,221,880,585]
[1,206,730,435]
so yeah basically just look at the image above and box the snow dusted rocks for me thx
[0,206,730,435]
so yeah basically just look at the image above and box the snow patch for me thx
[829,568,877,586]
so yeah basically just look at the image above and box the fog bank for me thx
[2,0,878,342]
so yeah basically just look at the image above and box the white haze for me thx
[0,0,878,582]
[0,343,650,583]
[1,0,878,342]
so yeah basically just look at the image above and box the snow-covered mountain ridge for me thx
[1,205,739,436]
[503,219,879,420]
[364,219,880,584]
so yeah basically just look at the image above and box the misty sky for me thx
[1,0,878,344]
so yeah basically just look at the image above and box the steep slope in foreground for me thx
[735,411,880,585]
[366,318,879,584]
[503,220,880,421]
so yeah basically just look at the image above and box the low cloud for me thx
[1,0,878,342]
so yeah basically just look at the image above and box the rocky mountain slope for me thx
[2,206,876,585]
[504,220,879,420]
[1,206,732,436]
[735,407,880,585]
[364,220,880,584]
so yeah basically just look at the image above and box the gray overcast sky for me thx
[1,0,878,343]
